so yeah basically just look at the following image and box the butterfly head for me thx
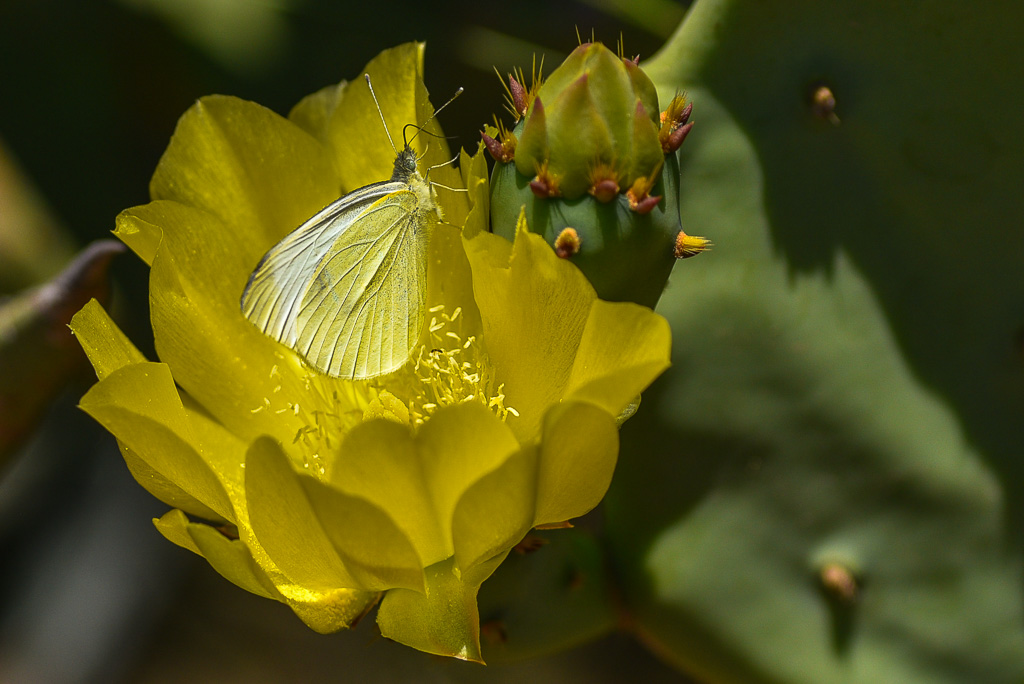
[391,144,420,182]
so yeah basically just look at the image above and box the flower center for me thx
[251,305,516,477]
[251,357,372,476]
[387,304,518,426]
[292,374,372,473]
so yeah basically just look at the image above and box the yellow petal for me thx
[157,512,378,635]
[301,476,425,593]
[279,585,379,635]
[321,43,426,190]
[565,299,672,418]
[288,81,349,146]
[126,200,256,309]
[328,419,448,564]
[466,219,596,440]
[465,215,671,440]
[452,445,538,573]
[416,404,521,550]
[150,95,338,251]
[462,214,513,268]
[178,392,249,506]
[70,299,146,380]
[377,556,493,663]
[143,199,337,450]
[153,509,202,554]
[113,205,162,267]
[322,44,457,192]
[245,436,359,591]
[80,362,234,522]
[534,401,618,525]
[292,43,468,221]
[73,301,250,515]
[328,405,519,567]
[189,522,282,599]
[426,224,482,341]
[460,145,491,238]
[154,510,279,600]
[119,442,222,521]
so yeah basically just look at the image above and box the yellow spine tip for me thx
[674,231,711,259]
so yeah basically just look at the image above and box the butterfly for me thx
[241,75,461,379]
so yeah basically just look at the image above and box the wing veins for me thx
[297,194,416,376]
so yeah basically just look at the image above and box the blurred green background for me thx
[0,0,692,681]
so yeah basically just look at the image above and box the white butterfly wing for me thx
[297,190,428,378]
[241,180,428,379]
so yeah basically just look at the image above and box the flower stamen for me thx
[387,305,518,425]
[248,355,373,478]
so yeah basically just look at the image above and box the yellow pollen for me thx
[249,353,373,480]
[393,304,518,426]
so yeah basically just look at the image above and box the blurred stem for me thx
[0,241,124,467]
[0,137,77,294]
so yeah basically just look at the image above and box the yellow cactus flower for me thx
[71,43,671,662]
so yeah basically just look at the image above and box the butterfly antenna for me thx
[407,87,464,146]
[365,74,399,155]
[404,123,460,146]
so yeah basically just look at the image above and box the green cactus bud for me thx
[488,42,708,307]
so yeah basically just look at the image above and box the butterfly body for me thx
[241,145,439,379]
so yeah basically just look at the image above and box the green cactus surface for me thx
[489,153,683,308]
[475,526,617,664]
[604,1,1024,682]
